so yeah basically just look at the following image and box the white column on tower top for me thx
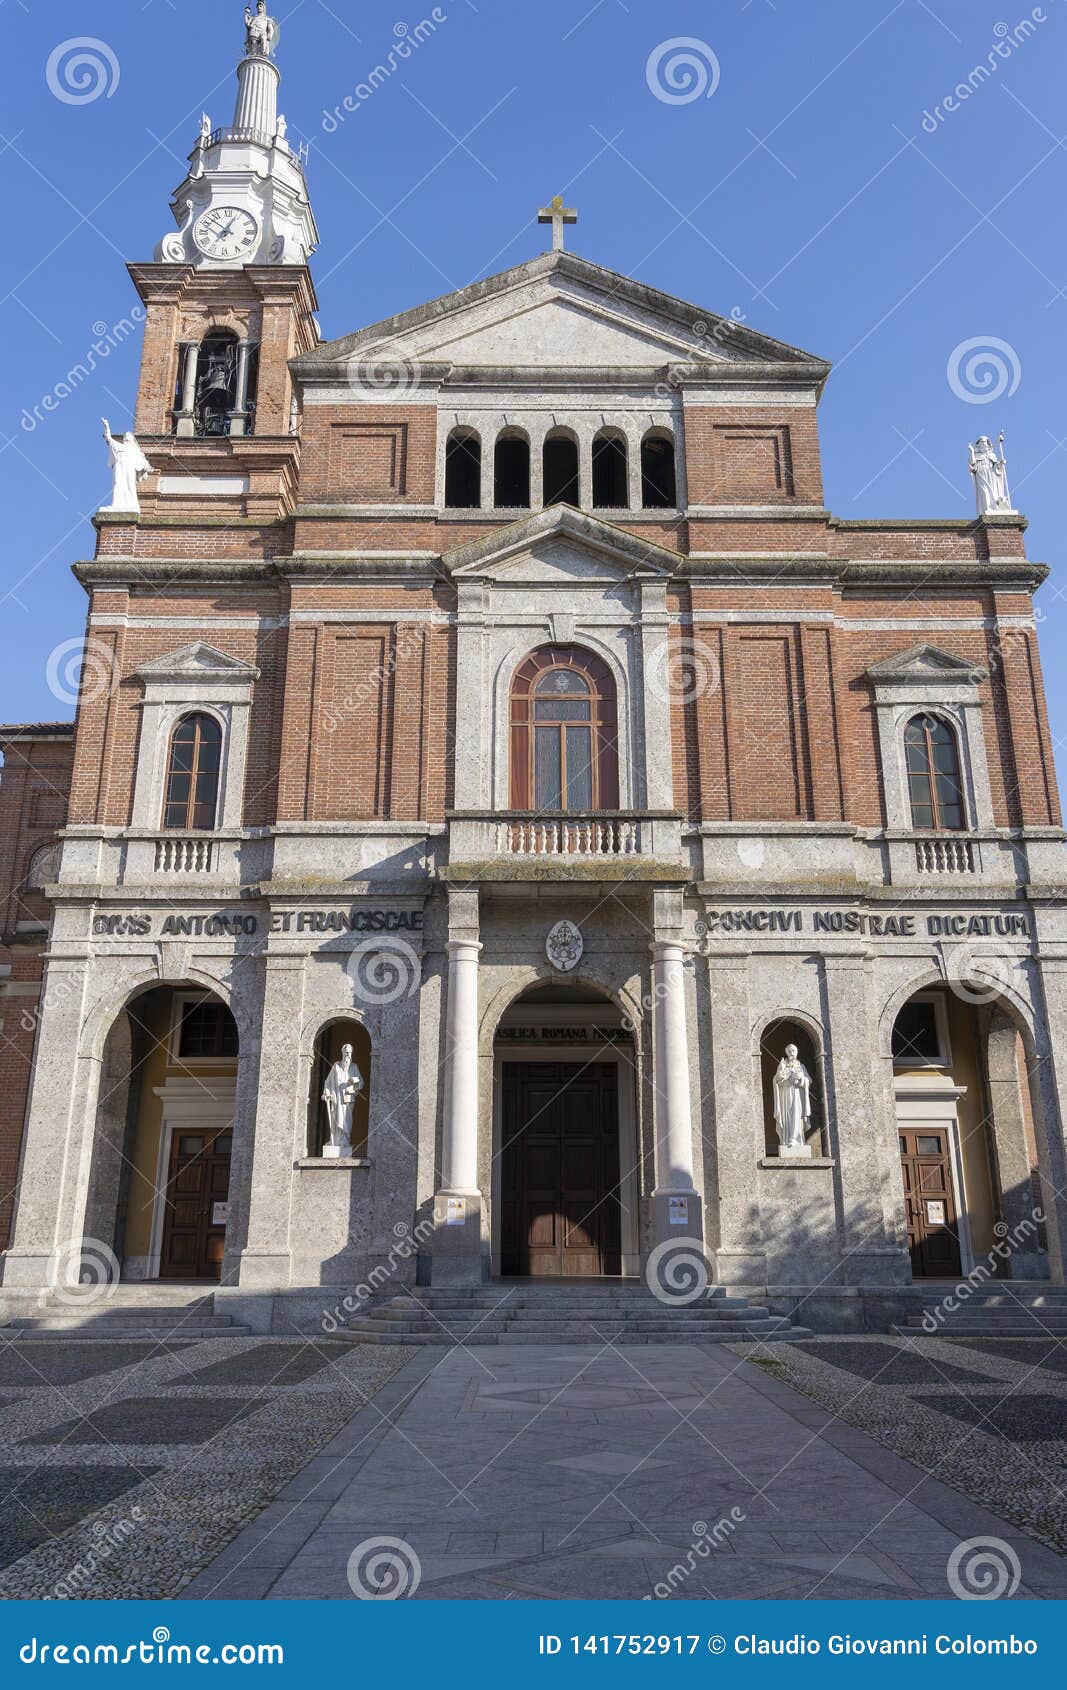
[234,53,280,135]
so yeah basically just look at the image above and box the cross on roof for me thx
[538,195,578,252]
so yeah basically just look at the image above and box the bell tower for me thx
[119,2,319,519]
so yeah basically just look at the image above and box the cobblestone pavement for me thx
[183,1341,1067,1601]
[731,1335,1067,1557]
[0,1337,410,1598]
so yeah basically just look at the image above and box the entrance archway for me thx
[889,982,1048,1281]
[85,984,239,1283]
[491,981,639,1279]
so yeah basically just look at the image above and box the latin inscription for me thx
[91,907,424,938]
[698,909,1032,940]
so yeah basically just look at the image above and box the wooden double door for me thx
[500,1062,622,1277]
[159,1125,232,1281]
[899,1125,963,1278]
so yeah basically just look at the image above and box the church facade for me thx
[2,10,1066,1332]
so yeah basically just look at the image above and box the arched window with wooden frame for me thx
[162,713,223,831]
[509,647,619,812]
[904,713,966,831]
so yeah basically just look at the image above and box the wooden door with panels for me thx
[899,1126,963,1278]
[159,1125,232,1281]
[500,1062,621,1277]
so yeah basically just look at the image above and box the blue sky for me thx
[2,0,1066,775]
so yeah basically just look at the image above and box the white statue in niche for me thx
[773,1044,813,1157]
[100,419,154,514]
[321,1043,364,1159]
[969,433,1014,515]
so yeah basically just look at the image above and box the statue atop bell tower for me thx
[154,1,317,268]
[245,2,280,58]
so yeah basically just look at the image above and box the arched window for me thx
[543,430,580,507]
[592,430,628,508]
[904,714,966,831]
[173,331,259,438]
[162,714,222,831]
[641,430,677,508]
[308,1018,373,1158]
[494,431,531,508]
[444,428,481,508]
[509,646,619,811]
[25,841,61,891]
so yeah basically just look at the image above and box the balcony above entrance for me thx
[445,809,686,882]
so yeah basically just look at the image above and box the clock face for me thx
[193,206,260,261]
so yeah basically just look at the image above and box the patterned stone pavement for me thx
[733,1334,1067,1557]
[183,1339,1067,1602]
[0,1337,409,1598]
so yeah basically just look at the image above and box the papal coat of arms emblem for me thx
[546,919,583,973]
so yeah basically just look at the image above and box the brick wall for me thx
[0,729,74,1248]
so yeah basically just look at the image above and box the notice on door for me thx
[925,1200,946,1226]
[211,1202,229,1227]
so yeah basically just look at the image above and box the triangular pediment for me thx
[297,253,828,380]
[867,644,987,684]
[135,643,260,682]
[444,505,680,582]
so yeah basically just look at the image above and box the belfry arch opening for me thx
[84,984,239,1284]
[491,980,639,1279]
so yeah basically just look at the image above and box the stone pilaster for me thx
[822,954,910,1285]
[703,950,763,1284]
[227,952,302,1288]
[983,1004,1050,1280]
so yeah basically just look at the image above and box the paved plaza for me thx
[5,1333,1067,1600]
[185,1339,1067,1602]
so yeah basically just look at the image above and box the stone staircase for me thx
[892,1283,1067,1340]
[0,1285,249,1341]
[341,1283,812,1346]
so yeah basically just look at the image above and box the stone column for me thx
[229,341,252,437]
[175,343,199,438]
[431,892,484,1284]
[984,1006,1049,1280]
[822,954,911,1285]
[650,893,703,1249]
